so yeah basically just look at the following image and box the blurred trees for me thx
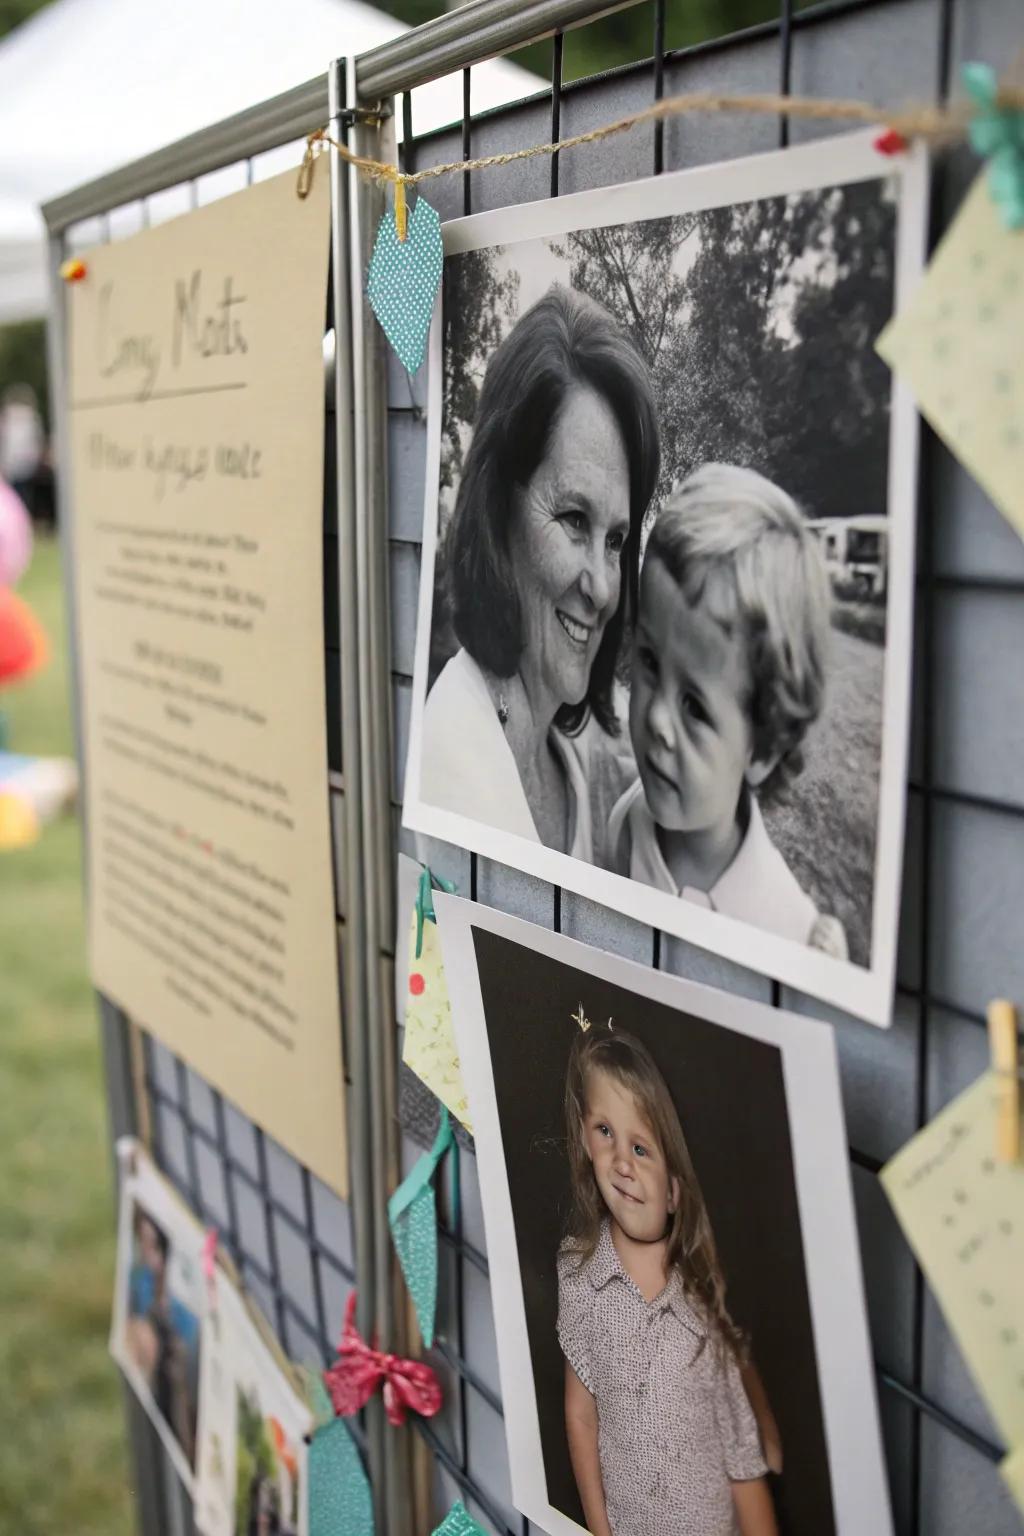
[0,321,49,427]
[440,251,518,492]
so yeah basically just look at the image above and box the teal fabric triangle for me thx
[366,196,443,374]
[432,1500,489,1535]
[388,1109,453,1348]
[308,1418,373,1536]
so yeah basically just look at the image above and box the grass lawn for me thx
[0,535,133,1536]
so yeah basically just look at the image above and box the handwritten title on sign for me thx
[86,271,262,501]
[97,271,249,400]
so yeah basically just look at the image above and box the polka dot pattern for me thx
[877,171,1024,538]
[308,1418,373,1536]
[391,1180,440,1348]
[366,197,443,374]
[432,1500,488,1535]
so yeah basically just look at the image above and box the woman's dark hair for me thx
[134,1206,170,1262]
[448,285,660,735]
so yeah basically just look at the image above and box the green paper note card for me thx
[403,906,473,1134]
[1001,1443,1024,1521]
[881,1071,1024,1447]
[877,171,1024,538]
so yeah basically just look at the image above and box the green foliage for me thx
[0,321,49,429]
[377,0,816,84]
[0,0,47,37]
[235,1388,280,1536]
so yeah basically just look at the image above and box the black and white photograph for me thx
[435,895,891,1536]
[403,132,927,1027]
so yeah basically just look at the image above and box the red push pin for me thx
[409,972,425,997]
[873,128,909,156]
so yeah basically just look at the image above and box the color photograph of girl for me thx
[124,1202,202,1471]
[434,896,892,1536]
[559,1024,780,1536]
[405,132,926,1026]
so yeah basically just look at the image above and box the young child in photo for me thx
[607,463,847,958]
[557,1023,781,1536]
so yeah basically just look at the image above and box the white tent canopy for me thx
[0,0,540,323]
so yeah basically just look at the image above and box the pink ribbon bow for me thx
[323,1292,442,1427]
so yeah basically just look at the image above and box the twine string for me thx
[296,79,1024,202]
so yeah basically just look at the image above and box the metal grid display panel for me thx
[390,3,1024,1533]
[59,143,360,1536]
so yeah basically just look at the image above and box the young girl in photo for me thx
[557,1023,781,1536]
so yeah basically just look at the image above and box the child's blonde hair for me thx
[646,462,831,799]
[563,1024,743,1357]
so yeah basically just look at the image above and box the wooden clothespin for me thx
[987,998,1020,1164]
[394,175,408,242]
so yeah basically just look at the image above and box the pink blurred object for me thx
[201,1226,218,1284]
[0,478,32,587]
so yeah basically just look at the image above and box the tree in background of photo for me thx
[235,1389,277,1536]
[553,181,896,523]
[440,250,519,496]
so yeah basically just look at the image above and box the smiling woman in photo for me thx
[420,285,659,856]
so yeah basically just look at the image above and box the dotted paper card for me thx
[1002,1444,1024,1521]
[881,1072,1024,1451]
[877,171,1024,538]
[403,907,473,1134]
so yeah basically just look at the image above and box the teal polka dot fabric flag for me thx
[308,1417,374,1536]
[366,196,443,374]
[432,1500,489,1535]
[387,1106,454,1349]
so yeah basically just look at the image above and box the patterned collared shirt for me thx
[557,1221,766,1536]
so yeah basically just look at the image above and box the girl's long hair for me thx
[563,1024,745,1358]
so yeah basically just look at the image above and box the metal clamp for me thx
[337,103,392,128]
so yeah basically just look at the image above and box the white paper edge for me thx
[403,128,930,1030]
[434,894,892,1536]
[195,1276,313,1536]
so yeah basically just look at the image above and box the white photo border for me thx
[110,1138,207,1493]
[195,1265,312,1536]
[403,130,929,1028]
[435,893,893,1536]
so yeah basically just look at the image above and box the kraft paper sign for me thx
[877,172,1024,538]
[881,1072,1024,1449]
[68,169,348,1193]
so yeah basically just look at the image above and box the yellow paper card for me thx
[877,172,1024,537]
[1001,1444,1024,1520]
[881,1072,1024,1446]
[403,910,473,1134]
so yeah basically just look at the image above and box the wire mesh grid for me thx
[54,0,1024,1532]
[389,1,1023,1533]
